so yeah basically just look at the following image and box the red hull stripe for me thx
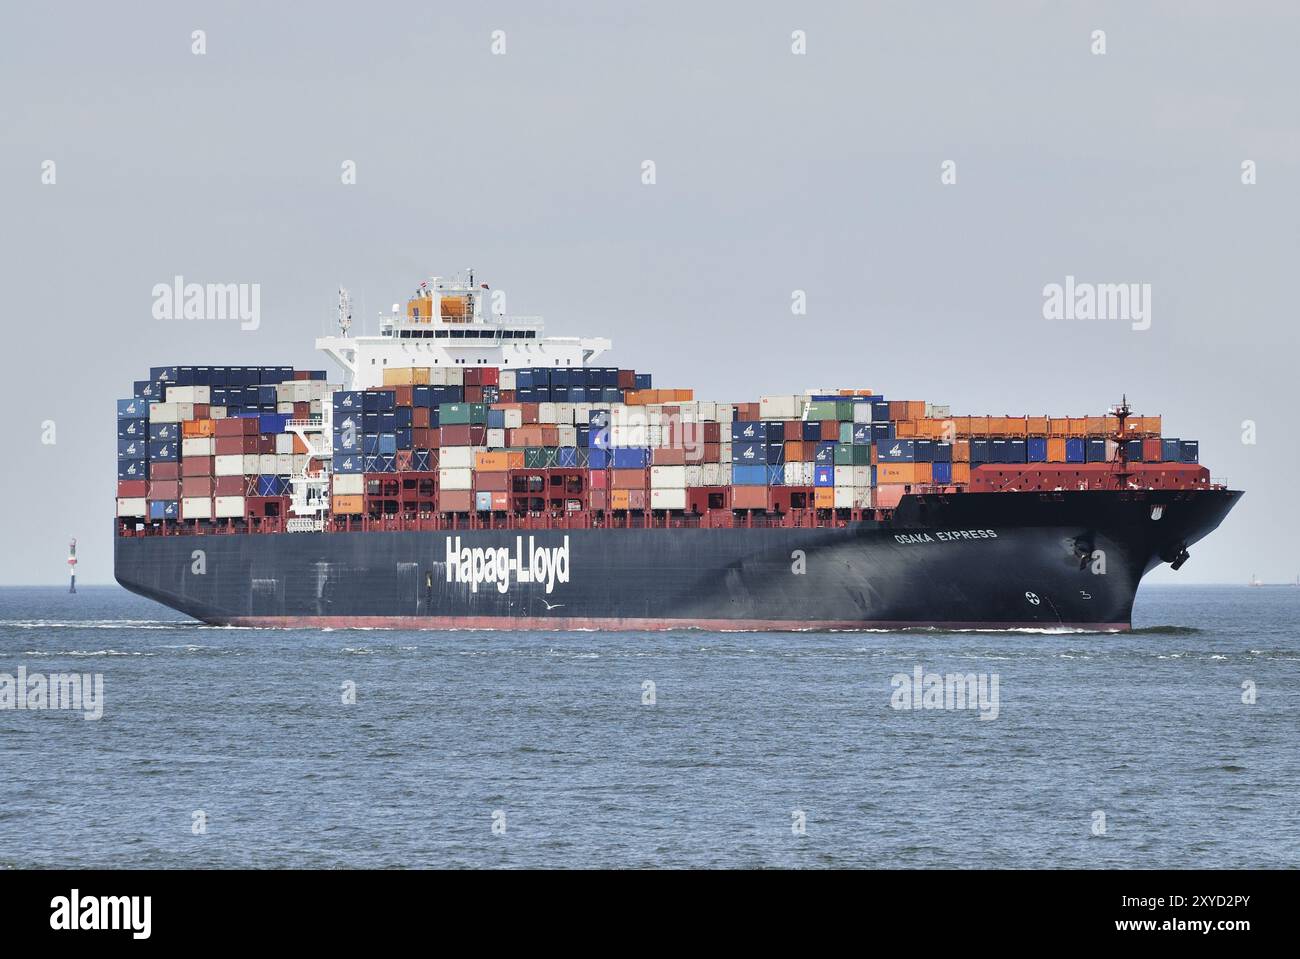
[220,615,1131,632]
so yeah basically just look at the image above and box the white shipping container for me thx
[504,409,523,429]
[214,496,245,518]
[760,395,801,420]
[785,462,809,486]
[275,453,293,474]
[650,488,686,510]
[182,437,214,457]
[445,367,464,386]
[175,403,195,422]
[555,403,576,425]
[181,496,212,520]
[116,497,147,517]
[854,487,873,509]
[852,402,873,424]
[853,466,873,487]
[538,402,558,424]
[702,463,724,486]
[719,442,732,463]
[926,403,951,419]
[557,425,578,447]
[243,454,260,475]
[148,402,179,423]
[698,401,717,421]
[310,398,322,415]
[716,463,732,485]
[834,465,855,486]
[209,407,227,419]
[429,366,449,386]
[685,465,704,487]
[439,446,473,470]
[333,474,363,496]
[275,433,295,455]
[486,428,506,448]
[439,468,473,490]
[167,385,211,404]
[292,454,308,472]
[214,454,244,477]
[258,454,277,474]
[609,425,647,447]
[499,370,516,390]
[834,486,855,509]
[276,402,294,415]
[650,465,686,488]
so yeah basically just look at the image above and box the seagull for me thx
[541,600,565,611]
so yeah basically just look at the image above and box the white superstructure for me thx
[315,271,611,391]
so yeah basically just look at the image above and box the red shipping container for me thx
[588,470,608,490]
[783,421,802,441]
[413,407,431,429]
[394,386,414,407]
[117,479,148,498]
[440,425,472,446]
[148,462,180,481]
[820,421,839,441]
[465,386,483,403]
[464,368,482,387]
[611,469,646,489]
[1142,438,1163,462]
[181,456,214,477]
[481,367,500,387]
[440,491,473,512]
[193,404,210,419]
[148,480,180,499]
[258,435,276,454]
[473,471,509,492]
[520,404,540,425]
[498,390,516,403]
[703,442,721,463]
[627,489,646,510]
[293,401,310,418]
[589,489,607,510]
[182,476,214,497]
[618,370,636,389]
[214,476,245,496]
[652,447,686,466]
[215,435,257,455]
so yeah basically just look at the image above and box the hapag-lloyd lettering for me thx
[446,535,570,594]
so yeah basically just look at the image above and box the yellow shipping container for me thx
[383,368,415,386]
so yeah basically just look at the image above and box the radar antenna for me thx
[337,288,352,336]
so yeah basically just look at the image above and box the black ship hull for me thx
[114,489,1241,631]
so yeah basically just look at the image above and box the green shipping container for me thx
[524,446,558,469]
[438,403,488,425]
[806,399,854,421]
[834,443,872,465]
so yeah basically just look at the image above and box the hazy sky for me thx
[2,1,1296,584]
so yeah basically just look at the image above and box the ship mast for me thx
[67,538,77,594]
[1110,394,1132,490]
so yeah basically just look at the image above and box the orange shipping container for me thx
[1026,416,1049,434]
[877,462,933,485]
[952,439,970,462]
[1047,437,1067,462]
[1048,417,1072,436]
[610,489,631,510]
[895,420,918,438]
[732,486,768,510]
[331,495,363,515]
[814,487,835,509]
[182,419,216,437]
[951,462,971,484]
[474,451,511,472]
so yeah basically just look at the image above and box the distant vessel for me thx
[1248,574,1264,587]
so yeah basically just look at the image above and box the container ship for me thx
[114,272,1241,631]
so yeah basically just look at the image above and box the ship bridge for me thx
[316,272,611,390]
